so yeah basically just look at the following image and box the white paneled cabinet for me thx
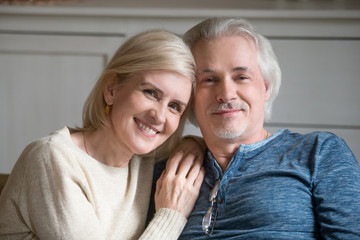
[1,7,359,172]
[0,33,124,172]
[271,39,360,126]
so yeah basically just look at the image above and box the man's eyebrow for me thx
[198,66,249,74]
[233,66,248,72]
[197,68,216,74]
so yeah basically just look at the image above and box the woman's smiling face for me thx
[104,70,192,155]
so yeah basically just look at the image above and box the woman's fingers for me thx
[165,151,182,175]
[194,167,205,190]
[154,136,206,217]
[166,136,204,174]
[155,158,204,218]
[182,154,203,184]
[176,152,197,179]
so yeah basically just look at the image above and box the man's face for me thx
[192,35,270,144]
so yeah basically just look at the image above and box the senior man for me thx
[152,17,360,239]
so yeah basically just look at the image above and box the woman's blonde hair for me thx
[80,29,195,159]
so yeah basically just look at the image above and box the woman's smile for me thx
[134,118,161,137]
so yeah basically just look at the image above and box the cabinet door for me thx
[267,39,360,160]
[0,33,124,173]
[270,39,360,126]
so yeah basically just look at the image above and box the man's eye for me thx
[236,75,249,80]
[198,77,216,84]
[204,77,215,82]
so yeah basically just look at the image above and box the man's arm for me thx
[313,135,360,239]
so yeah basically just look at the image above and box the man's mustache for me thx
[209,102,249,113]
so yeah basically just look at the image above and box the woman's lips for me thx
[134,118,161,136]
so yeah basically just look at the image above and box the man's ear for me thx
[265,88,270,102]
[264,80,271,102]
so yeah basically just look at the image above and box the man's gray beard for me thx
[207,101,249,139]
[211,124,246,139]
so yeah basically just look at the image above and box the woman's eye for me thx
[168,103,181,113]
[143,89,157,98]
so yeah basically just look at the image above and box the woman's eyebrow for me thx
[140,81,187,106]
[139,81,164,95]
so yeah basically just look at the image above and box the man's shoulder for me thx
[271,129,351,156]
[153,160,167,181]
[282,129,341,143]
[282,130,356,161]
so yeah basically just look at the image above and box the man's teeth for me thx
[138,122,156,135]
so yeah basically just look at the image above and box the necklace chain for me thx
[83,132,89,155]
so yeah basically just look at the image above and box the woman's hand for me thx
[154,137,205,218]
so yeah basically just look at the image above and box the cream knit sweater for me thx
[0,127,186,240]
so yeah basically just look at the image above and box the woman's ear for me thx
[103,80,117,105]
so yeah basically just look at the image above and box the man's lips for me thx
[213,109,242,116]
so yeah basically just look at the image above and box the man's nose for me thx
[216,78,237,103]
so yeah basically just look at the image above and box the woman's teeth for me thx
[138,122,156,135]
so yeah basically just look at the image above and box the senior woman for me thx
[0,30,204,240]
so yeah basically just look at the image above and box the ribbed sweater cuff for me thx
[140,208,187,240]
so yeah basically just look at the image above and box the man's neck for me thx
[207,140,240,173]
[205,129,269,172]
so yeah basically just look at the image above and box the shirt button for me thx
[219,198,224,204]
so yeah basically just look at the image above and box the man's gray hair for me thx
[184,17,281,125]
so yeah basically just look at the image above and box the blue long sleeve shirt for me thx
[171,129,360,239]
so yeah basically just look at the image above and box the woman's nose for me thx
[149,104,166,124]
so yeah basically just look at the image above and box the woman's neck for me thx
[84,127,133,168]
